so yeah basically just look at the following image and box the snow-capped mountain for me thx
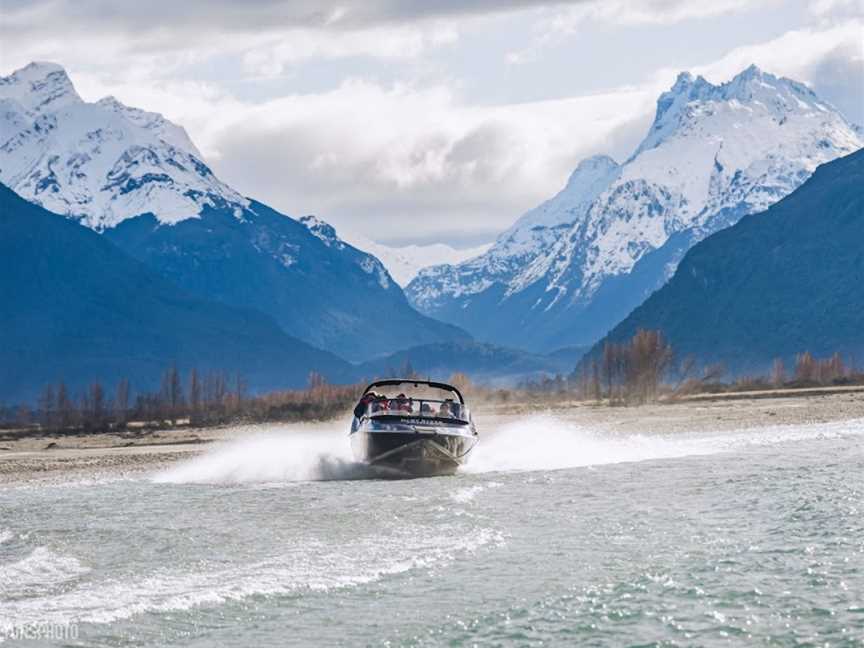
[406,65,864,352]
[364,239,490,287]
[1,182,354,402]
[302,219,491,286]
[588,148,864,375]
[0,62,244,229]
[0,62,468,360]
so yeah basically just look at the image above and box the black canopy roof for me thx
[361,379,465,404]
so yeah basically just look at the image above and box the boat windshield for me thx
[362,398,470,422]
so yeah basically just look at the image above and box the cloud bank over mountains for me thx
[1,0,859,245]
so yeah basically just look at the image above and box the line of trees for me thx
[530,329,864,405]
[569,329,673,405]
[9,366,246,432]
[3,335,861,426]
[786,352,850,385]
[2,367,365,433]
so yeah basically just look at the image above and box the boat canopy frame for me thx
[361,379,466,404]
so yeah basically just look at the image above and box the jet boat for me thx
[349,379,478,477]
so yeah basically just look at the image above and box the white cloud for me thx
[0,2,464,84]
[807,0,861,18]
[679,20,864,124]
[507,0,779,64]
[199,80,654,242]
[240,24,459,77]
[553,0,775,26]
[1,1,859,246]
[683,20,862,82]
[183,19,863,243]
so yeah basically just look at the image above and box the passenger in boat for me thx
[354,392,377,418]
[438,400,452,417]
[440,398,462,419]
[372,395,389,413]
[420,402,434,416]
[391,393,413,412]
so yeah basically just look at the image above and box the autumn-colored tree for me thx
[794,352,815,382]
[823,353,845,383]
[771,358,785,387]
[448,372,472,394]
[599,329,672,404]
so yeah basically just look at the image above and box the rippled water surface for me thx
[2,417,863,646]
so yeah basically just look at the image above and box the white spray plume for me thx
[153,417,864,484]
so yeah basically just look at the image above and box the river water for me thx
[2,416,863,646]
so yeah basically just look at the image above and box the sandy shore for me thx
[482,385,864,435]
[2,388,863,485]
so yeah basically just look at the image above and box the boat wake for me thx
[152,416,864,484]
[0,525,501,633]
[0,547,90,600]
[153,424,370,484]
[467,415,864,474]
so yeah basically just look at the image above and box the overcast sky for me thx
[1,0,861,245]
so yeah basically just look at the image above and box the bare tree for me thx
[702,363,726,383]
[160,365,184,420]
[794,352,815,383]
[448,372,472,394]
[770,358,785,388]
[78,382,105,430]
[590,359,602,402]
[399,359,418,379]
[307,371,326,390]
[824,353,845,383]
[597,330,672,404]
[670,355,696,393]
[235,373,248,407]
[90,382,105,427]
[189,368,201,421]
[16,404,31,427]
[56,382,73,429]
[115,378,130,425]
[38,384,56,430]
[628,329,673,403]
[601,343,619,402]
[204,370,228,419]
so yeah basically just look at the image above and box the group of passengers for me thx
[353,392,458,419]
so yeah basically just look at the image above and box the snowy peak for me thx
[498,153,619,239]
[0,62,247,229]
[566,154,619,186]
[298,213,488,288]
[638,64,838,157]
[299,214,344,248]
[95,95,203,158]
[653,71,713,124]
[297,214,397,290]
[0,62,81,113]
[339,229,492,286]
[406,65,863,351]
[559,154,620,206]
[717,64,828,111]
